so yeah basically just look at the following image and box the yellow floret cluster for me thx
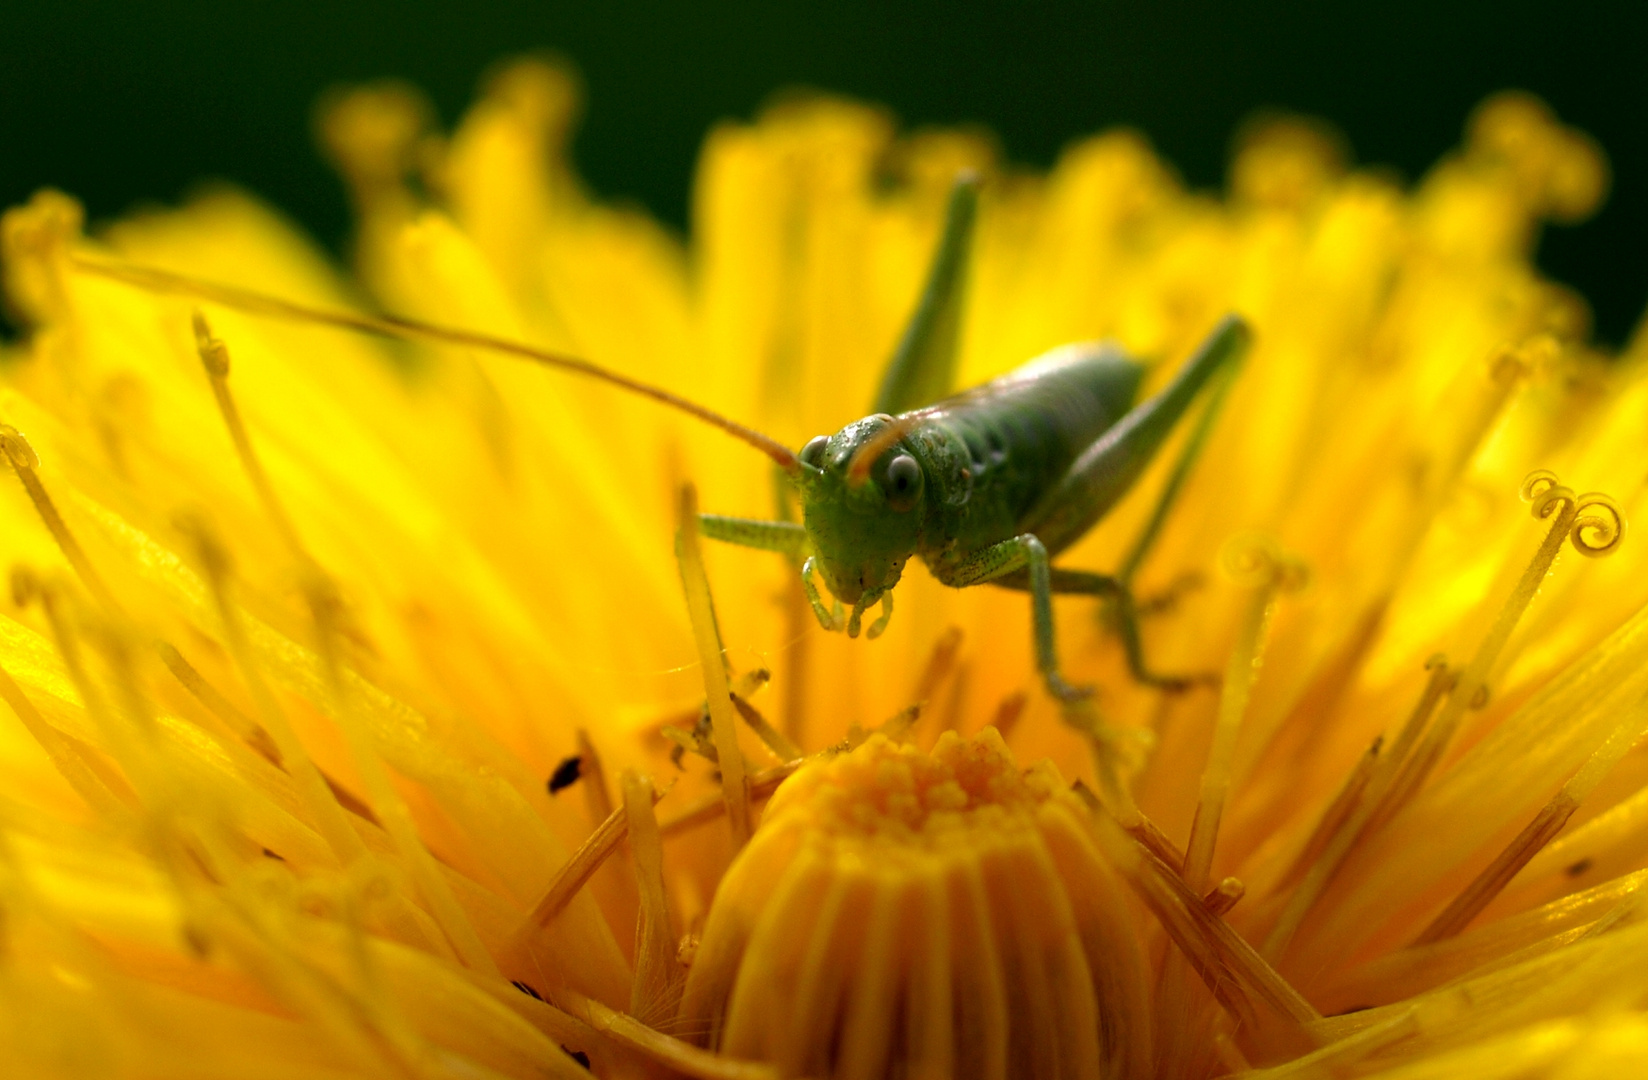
[1,56,1647,1079]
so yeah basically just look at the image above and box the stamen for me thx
[1205,877,1247,917]
[0,190,81,331]
[1,425,117,610]
[1321,867,1648,1010]
[675,484,750,849]
[1050,694,1120,807]
[1522,787,1648,887]
[88,620,241,878]
[1,423,277,760]
[730,695,802,762]
[314,80,430,219]
[192,312,309,561]
[1211,1030,1253,1077]
[1402,341,1533,551]
[15,570,149,793]
[661,659,775,772]
[731,667,771,699]
[154,640,281,764]
[1182,535,1304,891]
[1073,780,1178,865]
[658,759,808,838]
[1577,880,1648,941]
[304,573,500,977]
[1281,735,1384,890]
[779,578,813,749]
[657,676,766,767]
[1379,473,1622,828]
[521,785,666,932]
[575,728,615,824]
[556,990,781,1080]
[986,689,1028,741]
[524,757,807,938]
[623,770,684,1024]
[1264,657,1456,961]
[0,658,132,818]
[661,720,717,766]
[1567,488,1627,557]
[1086,804,1320,1061]
[1413,682,1648,944]
[190,882,448,1077]
[1226,340,1542,809]
[15,576,251,891]
[934,660,971,735]
[1146,535,1302,1074]
[177,514,369,867]
[1264,476,1624,963]
[913,625,965,706]
[870,702,922,743]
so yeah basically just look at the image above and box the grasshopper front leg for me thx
[697,514,846,632]
[1036,568,1217,692]
[698,515,808,556]
[935,533,1094,701]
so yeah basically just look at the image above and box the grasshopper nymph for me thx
[698,175,1248,700]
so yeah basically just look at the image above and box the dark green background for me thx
[4,1,1642,343]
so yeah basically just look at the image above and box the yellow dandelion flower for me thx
[2,54,1647,1080]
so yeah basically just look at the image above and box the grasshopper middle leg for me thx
[937,533,1214,699]
[1038,567,1218,693]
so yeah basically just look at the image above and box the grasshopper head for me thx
[796,414,927,624]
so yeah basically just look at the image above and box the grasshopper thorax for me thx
[797,414,927,608]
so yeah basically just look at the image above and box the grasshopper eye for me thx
[885,453,923,511]
[800,435,830,468]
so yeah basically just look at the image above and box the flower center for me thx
[678,730,1151,1080]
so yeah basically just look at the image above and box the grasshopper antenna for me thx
[70,255,801,475]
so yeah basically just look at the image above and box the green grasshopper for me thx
[696,176,1249,700]
[77,174,1248,702]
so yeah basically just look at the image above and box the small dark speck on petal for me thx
[1567,857,1594,877]
[548,755,583,795]
[510,980,544,1001]
[563,1048,592,1069]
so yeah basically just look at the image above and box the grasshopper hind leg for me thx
[1049,568,1219,693]
[1129,570,1206,618]
[1090,325,1237,678]
[936,533,1214,702]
